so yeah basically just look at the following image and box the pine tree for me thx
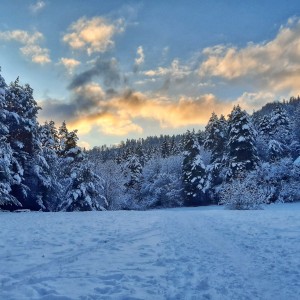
[39,121,61,211]
[267,105,293,161]
[227,105,259,178]
[203,113,228,194]
[5,79,43,209]
[169,136,179,155]
[182,131,208,206]
[204,112,227,163]
[161,138,170,158]
[269,105,292,144]
[0,71,21,209]
[40,120,60,153]
[58,121,82,160]
[59,161,107,211]
[124,154,143,190]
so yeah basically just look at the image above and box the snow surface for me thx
[1,204,300,299]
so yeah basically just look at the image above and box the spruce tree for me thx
[124,154,143,190]
[5,79,46,210]
[182,131,208,206]
[267,105,293,161]
[204,113,228,194]
[204,112,227,163]
[227,105,259,178]
[161,138,170,158]
[0,71,21,209]
[59,161,107,211]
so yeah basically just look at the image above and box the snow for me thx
[294,156,300,167]
[1,204,300,299]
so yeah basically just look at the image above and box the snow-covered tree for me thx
[59,161,107,211]
[123,154,143,190]
[40,120,60,153]
[58,121,82,161]
[204,113,227,163]
[219,172,267,210]
[204,113,228,190]
[96,160,128,210]
[140,155,183,209]
[182,131,208,206]
[4,78,50,210]
[0,71,21,209]
[269,105,292,144]
[266,105,293,161]
[227,105,259,178]
[161,138,170,158]
[38,121,61,211]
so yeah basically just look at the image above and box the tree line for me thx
[0,70,299,211]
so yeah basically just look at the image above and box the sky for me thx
[0,1,300,148]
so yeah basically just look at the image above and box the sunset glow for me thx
[1,1,300,147]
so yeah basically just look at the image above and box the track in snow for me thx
[1,205,300,299]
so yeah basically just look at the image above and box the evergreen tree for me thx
[169,136,179,156]
[39,121,61,211]
[204,112,227,163]
[123,154,143,190]
[40,120,60,153]
[269,105,292,144]
[0,71,21,209]
[182,131,208,206]
[227,105,259,178]
[161,138,170,158]
[267,105,293,161]
[5,79,47,210]
[59,161,107,211]
[58,121,82,160]
[203,113,228,196]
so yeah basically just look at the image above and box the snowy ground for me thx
[1,204,300,300]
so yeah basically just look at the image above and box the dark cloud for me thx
[39,83,105,123]
[105,88,118,97]
[40,58,122,123]
[39,98,77,122]
[68,58,121,90]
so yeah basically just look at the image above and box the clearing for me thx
[1,204,300,299]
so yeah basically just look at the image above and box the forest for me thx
[0,70,299,211]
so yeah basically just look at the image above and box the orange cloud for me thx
[59,57,81,74]
[198,17,300,94]
[68,90,231,136]
[63,17,124,55]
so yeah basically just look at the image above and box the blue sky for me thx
[1,1,300,148]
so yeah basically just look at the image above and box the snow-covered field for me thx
[1,204,300,300]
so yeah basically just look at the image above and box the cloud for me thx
[234,91,276,112]
[134,46,144,71]
[144,59,191,79]
[0,30,50,64]
[68,58,120,89]
[29,1,46,14]
[70,91,230,136]
[70,111,143,136]
[58,57,81,74]
[39,82,105,122]
[198,17,300,94]
[20,44,50,64]
[78,140,91,150]
[100,91,231,129]
[41,85,231,137]
[63,17,125,55]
